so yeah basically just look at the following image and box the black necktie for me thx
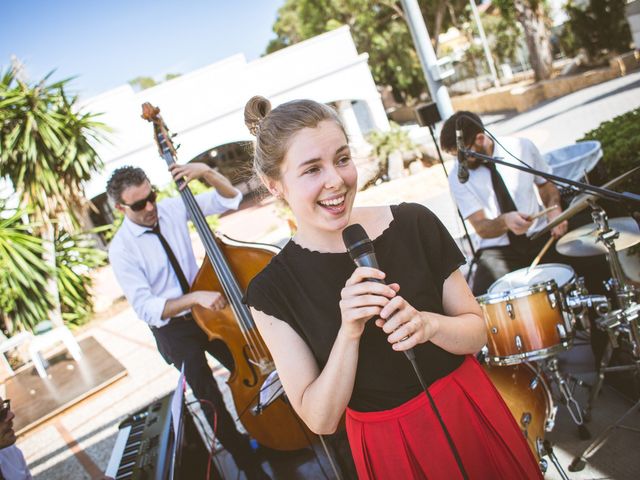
[146,224,190,294]
[485,162,529,251]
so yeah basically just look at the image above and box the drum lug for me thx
[539,458,548,474]
[520,412,532,429]
[546,405,558,432]
[547,291,558,309]
[506,302,515,319]
[515,335,523,351]
[556,324,567,339]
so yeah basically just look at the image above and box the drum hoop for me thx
[489,263,576,293]
[488,341,572,366]
[478,280,559,305]
[522,362,555,422]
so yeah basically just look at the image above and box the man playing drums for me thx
[440,111,569,296]
[440,111,610,365]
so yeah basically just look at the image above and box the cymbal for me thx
[531,165,640,240]
[556,217,640,257]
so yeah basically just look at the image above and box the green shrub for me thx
[578,108,640,195]
[365,122,419,186]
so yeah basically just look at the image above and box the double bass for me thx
[141,103,311,451]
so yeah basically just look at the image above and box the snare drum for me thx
[488,263,577,296]
[483,363,556,461]
[489,263,588,330]
[478,280,572,365]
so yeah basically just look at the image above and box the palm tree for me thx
[0,204,53,333]
[0,63,107,330]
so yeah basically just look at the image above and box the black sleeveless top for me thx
[244,203,466,411]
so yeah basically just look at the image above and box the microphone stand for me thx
[459,148,640,205]
[426,123,477,282]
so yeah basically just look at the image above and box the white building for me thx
[81,26,389,226]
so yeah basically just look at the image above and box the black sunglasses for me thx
[0,399,10,422]
[122,190,157,212]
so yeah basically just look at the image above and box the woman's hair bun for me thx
[244,95,272,136]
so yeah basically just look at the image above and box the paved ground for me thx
[9,71,640,479]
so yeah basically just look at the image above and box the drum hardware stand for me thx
[566,289,610,337]
[591,207,639,311]
[539,357,591,439]
[583,303,640,421]
[537,439,570,480]
[567,208,640,471]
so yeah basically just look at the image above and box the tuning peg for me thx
[175,143,181,150]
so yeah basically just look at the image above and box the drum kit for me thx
[476,189,640,475]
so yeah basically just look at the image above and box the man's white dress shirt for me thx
[0,445,32,480]
[109,189,242,328]
[448,136,552,250]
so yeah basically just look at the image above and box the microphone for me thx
[342,224,415,359]
[342,224,383,283]
[455,118,469,184]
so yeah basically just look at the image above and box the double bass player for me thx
[107,163,270,480]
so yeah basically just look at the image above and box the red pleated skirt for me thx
[345,355,543,480]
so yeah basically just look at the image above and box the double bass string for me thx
[179,180,270,362]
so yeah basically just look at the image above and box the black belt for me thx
[150,313,193,333]
[168,313,192,325]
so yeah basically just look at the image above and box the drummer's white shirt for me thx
[449,136,552,250]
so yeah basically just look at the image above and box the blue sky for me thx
[1,0,285,98]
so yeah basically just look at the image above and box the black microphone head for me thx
[342,224,374,261]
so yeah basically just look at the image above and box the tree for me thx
[266,0,467,102]
[564,0,632,62]
[494,0,553,81]
[0,205,53,333]
[128,75,157,91]
[480,15,522,66]
[128,73,182,91]
[0,65,107,331]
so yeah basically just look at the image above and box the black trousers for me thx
[150,316,258,472]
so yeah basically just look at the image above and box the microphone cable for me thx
[404,349,469,480]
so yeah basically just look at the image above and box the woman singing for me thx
[243,96,542,479]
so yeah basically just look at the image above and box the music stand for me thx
[168,364,187,480]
